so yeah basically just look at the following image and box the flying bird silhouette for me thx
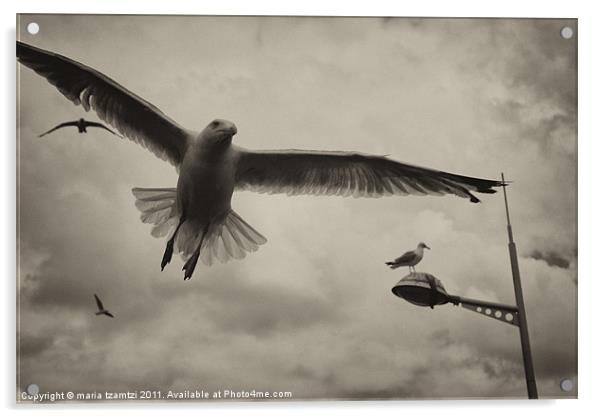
[386,242,430,272]
[94,294,114,318]
[38,118,122,138]
[17,41,504,280]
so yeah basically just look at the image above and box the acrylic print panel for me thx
[16,15,577,402]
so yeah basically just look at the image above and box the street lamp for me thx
[391,174,538,399]
[391,273,519,326]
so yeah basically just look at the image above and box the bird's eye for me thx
[211,121,220,128]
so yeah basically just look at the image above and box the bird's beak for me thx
[425,245,431,250]
[216,126,237,136]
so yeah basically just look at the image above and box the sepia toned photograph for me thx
[16,15,577,402]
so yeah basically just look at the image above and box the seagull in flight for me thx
[38,117,122,138]
[386,242,430,272]
[94,294,114,318]
[17,41,504,280]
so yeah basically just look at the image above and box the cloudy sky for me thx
[17,15,576,400]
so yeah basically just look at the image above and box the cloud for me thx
[528,250,571,269]
[17,16,576,400]
[18,334,56,358]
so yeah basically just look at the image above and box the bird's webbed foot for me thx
[182,250,200,280]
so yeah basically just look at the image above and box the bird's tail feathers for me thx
[132,187,179,237]
[176,210,267,266]
[132,187,267,266]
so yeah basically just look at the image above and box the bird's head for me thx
[200,118,237,147]
[418,242,431,250]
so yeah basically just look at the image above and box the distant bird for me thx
[94,294,114,318]
[386,242,431,272]
[17,41,504,281]
[38,118,122,138]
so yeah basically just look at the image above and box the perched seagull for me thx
[386,242,431,272]
[94,294,114,318]
[17,41,504,280]
[38,117,122,138]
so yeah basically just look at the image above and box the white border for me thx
[3,1,600,417]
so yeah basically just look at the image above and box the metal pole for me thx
[501,173,538,399]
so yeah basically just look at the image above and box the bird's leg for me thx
[161,214,186,271]
[182,223,210,281]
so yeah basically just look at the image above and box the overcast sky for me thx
[17,15,576,400]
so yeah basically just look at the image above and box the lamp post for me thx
[501,173,538,399]
[391,174,538,399]
[391,273,518,327]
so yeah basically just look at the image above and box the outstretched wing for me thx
[94,294,104,311]
[235,148,504,203]
[38,121,78,137]
[17,41,191,166]
[85,120,123,138]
